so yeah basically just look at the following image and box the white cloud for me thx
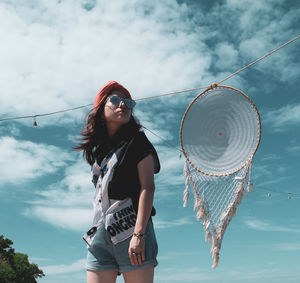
[135,110,175,144]
[158,251,196,261]
[239,37,267,60]
[29,257,51,262]
[154,145,186,199]
[252,161,290,185]
[252,164,274,179]
[153,216,192,229]
[276,166,286,174]
[24,206,92,231]
[271,242,300,251]
[221,0,300,85]
[23,145,188,230]
[260,153,280,162]
[132,103,187,200]
[0,123,21,136]
[154,265,300,283]
[0,0,298,130]
[156,268,215,282]
[0,0,211,127]
[48,158,92,194]
[214,42,239,70]
[156,266,300,282]
[41,258,86,275]
[0,136,73,185]
[24,157,94,230]
[256,176,291,187]
[286,145,300,155]
[264,103,300,131]
[244,218,300,233]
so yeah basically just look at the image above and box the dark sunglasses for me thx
[109,96,136,109]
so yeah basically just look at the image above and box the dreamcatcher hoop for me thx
[180,85,261,268]
[180,85,261,176]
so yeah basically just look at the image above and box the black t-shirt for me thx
[95,129,160,215]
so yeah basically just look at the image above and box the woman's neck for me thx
[106,121,123,139]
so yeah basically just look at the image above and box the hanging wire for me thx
[0,34,299,200]
[255,186,300,199]
[141,125,300,200]
[0,34,299,123]
[217,34,300,85]
[0,104,93,122]
[141,125,183,154]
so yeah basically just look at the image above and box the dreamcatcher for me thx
[180,85,261,268]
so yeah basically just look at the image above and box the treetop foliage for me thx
[0,235,45,283]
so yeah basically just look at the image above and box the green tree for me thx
[0,235,45,283]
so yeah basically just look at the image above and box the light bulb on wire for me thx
[33,116,38,127]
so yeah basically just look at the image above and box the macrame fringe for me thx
[183,162,190,207]
[212,161,252,267]
[183,160,254,268]
[183,186,189,207]
[211,246,220,268]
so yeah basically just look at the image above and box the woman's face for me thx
[103,90,132,126]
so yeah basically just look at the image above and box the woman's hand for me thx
[128,154,154,266]
[128,235,145,265]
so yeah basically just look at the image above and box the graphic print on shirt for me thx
[105,197,137,244]
[83,139,136,246]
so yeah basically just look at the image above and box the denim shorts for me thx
[86,219,158,273]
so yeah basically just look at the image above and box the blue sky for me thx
[0,0,300,282]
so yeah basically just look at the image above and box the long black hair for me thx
[75,98,141,165]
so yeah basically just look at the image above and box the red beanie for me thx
[94,81,132,113]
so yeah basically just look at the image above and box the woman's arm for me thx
[128,154,155,266]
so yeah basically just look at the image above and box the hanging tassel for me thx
[183,186,189,207]
[246,161,253,192]
[212,253,219,268]
[193,196,201,211]
[183,162,190,207]
[205,229,212,242]
[210,242,220,268]
[196,207,205,220]
[183,155,257,269]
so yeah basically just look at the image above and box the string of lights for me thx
[0,104,93,123]
[1,35,299,200]
[0,34,299,125]
[255,186,300,199]
[0,88,207,126]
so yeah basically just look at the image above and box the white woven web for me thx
[183,160,252,267]
[180,86,260,268]
[181,86,260,176]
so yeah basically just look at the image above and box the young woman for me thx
[76,81,160,283]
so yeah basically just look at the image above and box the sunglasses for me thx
[109,95,136,109]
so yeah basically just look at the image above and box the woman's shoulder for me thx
[130,130,154,150]
[133,130,149,142]
[129,130,160,174]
